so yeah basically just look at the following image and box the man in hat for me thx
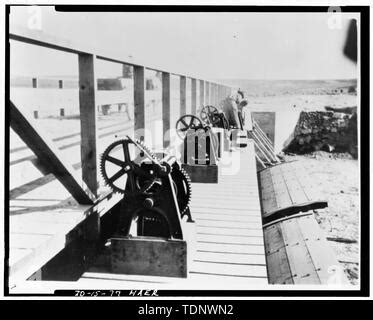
[236,89,252,131]
[221,91,243,129]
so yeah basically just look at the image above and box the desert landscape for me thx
[9,77,360,284]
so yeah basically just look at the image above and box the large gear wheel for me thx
[100,137,160,196]
[171,164,192,216]
[152,152,192,216]
[175,114,204,139]
[200,105,219,124]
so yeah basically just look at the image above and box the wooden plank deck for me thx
[74,140,268,290]
[9,141,268,293]
[8,192,123,288]
[258,161,328,222]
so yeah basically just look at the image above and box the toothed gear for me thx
[172,164,192,216]
[175,114,204,139]
[100,138,158,195]
[200,105,219,124]
[152,151,192,216]
[132,138,160,162]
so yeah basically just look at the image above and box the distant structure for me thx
[10,74,162,91]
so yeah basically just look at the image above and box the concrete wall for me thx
[251,110,301,154]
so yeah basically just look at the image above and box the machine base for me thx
[182,164,218,183]
[111,237,187,278]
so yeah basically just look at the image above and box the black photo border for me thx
[3,4,370,298]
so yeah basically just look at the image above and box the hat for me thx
[237,90,244,99]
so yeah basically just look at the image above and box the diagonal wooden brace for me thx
[9,100,95,205]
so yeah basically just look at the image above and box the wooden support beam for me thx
[78,53,98,197]
[180,75,186,116]
[213,84,216,105]
[210,83,214,105]
[191,78,197,115]
[9,101,95,205]
[213,84,217,105]
[206,82,210,105]
[133,65,145,140]
[162,72,171,148]
[199,80,205,110]
[212,83,215,105]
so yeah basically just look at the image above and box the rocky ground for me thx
[283,110,357,158]
[283,151,360,285]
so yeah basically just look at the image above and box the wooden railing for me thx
[9,26,234,203]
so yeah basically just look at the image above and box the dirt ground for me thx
[283,151,360,285]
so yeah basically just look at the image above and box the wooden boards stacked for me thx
[258,161,328,223]
[264,213,348,285]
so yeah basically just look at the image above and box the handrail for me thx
[9,25,233,88]
[9,24,235,200]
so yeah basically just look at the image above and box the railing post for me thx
[206,82,210,105]
[210,83,214,105]
[214,84,217,105]
[211,83,215,105]
[211,82,214,105]
[78,53,98,197]
[180,75,186,116]
[199,80,205,110]
[162,72,171,148]
[191,78,197,115]
[133,65,145,141]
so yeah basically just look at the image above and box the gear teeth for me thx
[133,138,162,163]
[175,166,192,215]
[99,139,142,195]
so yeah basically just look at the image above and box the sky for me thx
[9,6,358,80]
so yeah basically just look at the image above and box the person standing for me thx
[221,93,241,129]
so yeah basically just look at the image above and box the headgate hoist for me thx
[100,136,193,240]
[175,114,220,165]
[200,105,229,130]
[200,104,248,149]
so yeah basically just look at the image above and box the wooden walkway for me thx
[264,213,348,285]
[8,191,123,288]
[9,140,268,293]
[75,140,268,290]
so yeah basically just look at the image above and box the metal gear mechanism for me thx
[100,136,162,196]
[151,152,192,216]
[100,137,192,217]
[172,164,192,217]
[200,105,219,124]
[175,114,204,139]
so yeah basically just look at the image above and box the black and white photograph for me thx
[1,2,370,300]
